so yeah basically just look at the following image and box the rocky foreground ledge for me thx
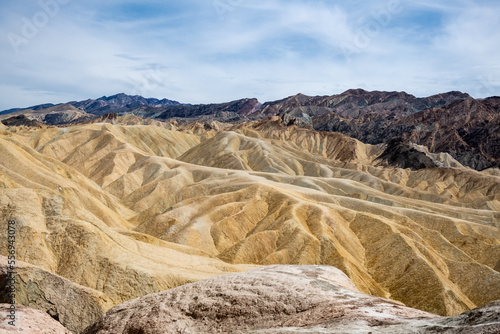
[78,265,500,334]
[2,265,499,333]
[0,304,71,333]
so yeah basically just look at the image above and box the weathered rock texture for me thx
[1,115,45,128]
[0,104,93,126]
[82,265,500,334]
[375,137,464,170]
[258,89,470,118]
[0,124,256,332]
[82,265,434,333]
[0,116,499,332]
[4,90,499,169]
[0,256,113,333]
[313,94,500,170]
[0,303,70,333]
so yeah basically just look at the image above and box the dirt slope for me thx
[1,119,499,332]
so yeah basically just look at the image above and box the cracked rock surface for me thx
[83,265,500,333]
[82,265,440,333]
[0,303,71,334]
[0,256,113,334]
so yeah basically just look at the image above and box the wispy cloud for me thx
[0,0,499,110]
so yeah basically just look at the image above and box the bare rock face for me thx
[0,304,70,333]
[155,98,262,119]
[70,93,183,116]
[395,97,500,170]
[82,265,441,334]
[0,256,113,334]
[83,265,500,333]
[315,96,500,170]
[1,115,45,127]
[0,104,94,126]
[420,301,500,334]
[375,137,464,170]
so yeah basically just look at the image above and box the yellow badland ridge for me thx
[1,117,499,331]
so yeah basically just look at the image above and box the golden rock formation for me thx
[1,118,499,332]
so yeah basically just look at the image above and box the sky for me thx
[1,0,499,110]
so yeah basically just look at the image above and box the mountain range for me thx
[1,91,499,332]
[1,89,499,170]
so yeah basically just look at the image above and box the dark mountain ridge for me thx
[260,89,471,117]
[0,103,57,115]
[69,93,183,116]
[2,89,498,170]
[0,93,183,117]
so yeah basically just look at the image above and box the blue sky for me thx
[1,0,499,110]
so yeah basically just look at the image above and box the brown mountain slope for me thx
[4,90,493,171]
[258,89,470,118]
[375,137,465,170]
[1,120,499,332]
[1,115,45,128]
[0,104,93,125]
[315,96,500,169]
[396,97,500,169]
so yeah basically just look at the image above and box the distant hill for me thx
[0,93,183,117]
[2,89,498,169]
[69,93,183,116]
[0,103,56,115]
[0,104,94,125]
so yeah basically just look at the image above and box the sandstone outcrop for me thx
[82,265,438,334]
[0,256,113,333]
[82,265,500,334]
[0,304,71,333]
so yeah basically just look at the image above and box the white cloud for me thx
[0,0,499,110]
